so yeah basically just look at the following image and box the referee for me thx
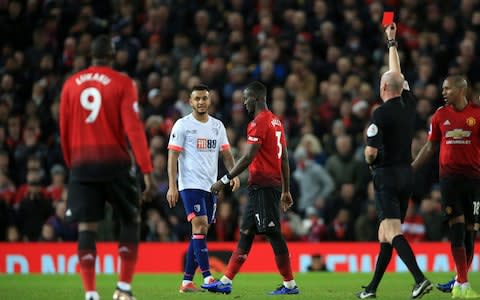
[356,23,432,299]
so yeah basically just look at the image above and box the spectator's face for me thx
[7,226,20,242]
[335,135,352,156]
[1,74,14,91]
[56,201,67,218]
[41,224,55,241]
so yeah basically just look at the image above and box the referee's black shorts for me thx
[241,185,281,234]
[440,176,480,225]
[66,172,141,224]
[373,166,413,223]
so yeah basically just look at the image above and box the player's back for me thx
[247,110,285,187]
[60,66,135,181]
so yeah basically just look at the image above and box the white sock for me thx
[204,276,214,284]
[283,280,296,289]
[220,275,232,284]
[85,291,99,300]
[461,282,470,290]
[117,281,131,291]
[182,280,192,286]
[454,281,462,287]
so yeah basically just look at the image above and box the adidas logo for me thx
[65,209,72,217]
[444,120,451,126]
[118,246,130,253]
[81,254,95,261]
[268,221,275,227]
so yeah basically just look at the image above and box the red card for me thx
[382,12,394,27]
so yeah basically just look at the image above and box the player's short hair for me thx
[91,35,114,60]
[447,75,468,90]
[245,81,267,100]
[191,84,210,94]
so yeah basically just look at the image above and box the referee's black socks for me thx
[367,242,392,292]
[392,235,424,284]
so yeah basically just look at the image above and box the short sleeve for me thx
[366,109,383,148]
[247,121,266,144]
[428,112,441,142]
[168,120,185,152]
[219,123,230,151]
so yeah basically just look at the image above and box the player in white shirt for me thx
[167,84,240,293]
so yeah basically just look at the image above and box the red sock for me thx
[452,246,468,283]
[119,243,138,284]
[225,249,248,280]
[275,253,293,281]
[78,250,96,291]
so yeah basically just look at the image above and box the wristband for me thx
[220,175,230,184]
[387,39,398,48]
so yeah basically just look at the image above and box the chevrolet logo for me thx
[445,129,471,139]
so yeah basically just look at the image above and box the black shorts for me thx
[373,166,413,222]
[66,172,140,224]
[241,186,281,234]
[440,176,480,225]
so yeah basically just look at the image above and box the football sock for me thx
[117,281,131,291]
[465,229,476,269]
[118,242,138,285]
[275,253,294,282]
[392,235,424,284]
[225,233,254,280]
[283,280,297,289]
[451,223,467,283]
[78,230,97,292]
[183,239,197,281]
[367,242,393,292]
[192,234,211,278]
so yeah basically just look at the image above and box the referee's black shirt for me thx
[366,88,416,168]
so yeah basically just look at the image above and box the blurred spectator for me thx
[16,173,53,241]
[401,201,426,242]
[6,225,21,242]
[46,164,66,202]
[46,200,77,241]
[326,208,354,241]
[307,254,328,272]
[293,146,334,216]
[354,202,378,241]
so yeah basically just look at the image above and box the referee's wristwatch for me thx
[387,39,398,48]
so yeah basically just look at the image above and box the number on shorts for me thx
[80,87,102,123]
[473,201,480,216]
[275,131,282,159]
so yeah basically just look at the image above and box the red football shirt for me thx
[246,109,286,187]
[60,66,152,181]
[428,103,480,178]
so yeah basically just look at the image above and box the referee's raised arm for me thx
[385,23,401,74]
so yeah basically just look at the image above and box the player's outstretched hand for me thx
[280,192,293,212]
[385,22,396,40]
[211,180,225,196]
[166,186,179,208]
[230,177,240,192]
[142,173,155,204]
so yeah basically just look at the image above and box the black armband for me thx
[387,39,398,48]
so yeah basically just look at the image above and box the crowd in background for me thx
[0,0,479,243]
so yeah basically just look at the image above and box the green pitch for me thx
[0,272,475,299]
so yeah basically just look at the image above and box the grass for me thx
[0,272,473,300]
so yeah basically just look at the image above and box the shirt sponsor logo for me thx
[443,120,451,126]
[248,136,259,142]
[196,138,217,150]
[466,117,476,127]
[445,129,472,144]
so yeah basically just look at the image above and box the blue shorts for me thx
[180,189,217,224]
